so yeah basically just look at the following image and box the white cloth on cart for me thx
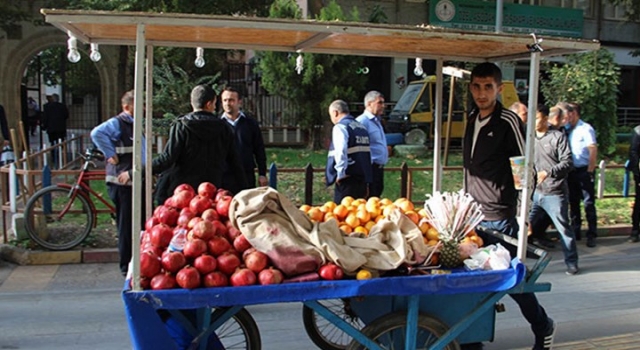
[229,187,431,276]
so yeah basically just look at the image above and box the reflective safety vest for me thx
[326,115,372,186]
[105,113,134,186]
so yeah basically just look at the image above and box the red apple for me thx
[183,239,208,259]
[161,251,187,273]
[194,255,218,275]
[201,208,220,222]
[258,268,284,285]
[230,268,257,286]
[150,224,174,248]
[215,195,233,218]
[192,220,216,241]
[233,234,252,253]
[318,263,344,280]
[172,190,195,209]
[189,195,212,215]
[176,266,201,289]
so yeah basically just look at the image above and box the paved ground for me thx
[0,235,638,349]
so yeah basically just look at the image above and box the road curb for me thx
[0,244,118,265]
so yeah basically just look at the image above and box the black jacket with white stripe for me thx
[463,101,525,221]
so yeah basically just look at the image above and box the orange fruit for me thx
[323,212,336,222]
[418,208,428,218]
[427,239,439,246]
[333,204,349,220]
[341,196,355,207]
[355,209,371,223]
[426,228,440,241]
[418,220,431,234]
[396,199,415,213]
[339,224,353,234]
[324,201,337,212]
[382,204,398,217]
[345,213,361,228]
[364,220,376,232]
[469,235,484,247]
[352,198,366,207]
[404,210,420,225]
[307,207,324,222]
[354,226,368,235]
[300,204,311,213]
[379,198,392,206]
[318,205,329,213]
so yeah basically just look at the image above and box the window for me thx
[603,2,628,20]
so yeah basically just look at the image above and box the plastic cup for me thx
[509,156,526,190]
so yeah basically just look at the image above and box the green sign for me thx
[430,0,583,38]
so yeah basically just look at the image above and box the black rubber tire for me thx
[210,307,262,350]
[24,186,94,250]
[346,311,461,350]
[303,299,365,350]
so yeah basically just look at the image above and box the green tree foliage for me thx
[152,62,221,135]
[607,0,640,21]
[256,0,367,149]
[541,49,621,155]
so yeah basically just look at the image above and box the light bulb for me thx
[194,47,205,68]
[90,43,101,62]
[67,49,81,63]
[195,56,205,68]
[413,66,424,77]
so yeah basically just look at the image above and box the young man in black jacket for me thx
[462,63,556,350]
[219,87,268,195]
[153,85,246,202]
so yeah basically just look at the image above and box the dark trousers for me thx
[632,177,640,233]
[479,217,552,340]
[369,164,384,198]
[568,167,597,238]
[48,132,66,169]
[333,176,367,203]
[108,184,133,274]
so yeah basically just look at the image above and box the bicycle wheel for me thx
[303,299,365,350]
[346,311,460,350]
[209,307,261,350]
[24,186,94,250]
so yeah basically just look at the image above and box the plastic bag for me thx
[464,243,512,271]
[0,145,15,166]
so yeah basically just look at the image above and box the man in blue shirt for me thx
[356,91,388,198]
[565,103,598,247]
[326,100,372,203]
[91,90,146,276]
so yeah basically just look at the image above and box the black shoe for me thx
[566,264,579,275]
[586,237,596,247]
[461,342,484,350]
[629,235,639,243]
[533,319,556,350]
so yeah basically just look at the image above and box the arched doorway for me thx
[22,46,102,151]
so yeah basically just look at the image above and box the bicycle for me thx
[24,148,116,250]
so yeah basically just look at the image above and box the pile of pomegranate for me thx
[137,182,285,290]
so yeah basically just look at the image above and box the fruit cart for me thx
[42,8,598,350]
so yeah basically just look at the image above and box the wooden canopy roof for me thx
[41,9,599,62]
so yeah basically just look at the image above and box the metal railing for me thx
[617,107,640,127]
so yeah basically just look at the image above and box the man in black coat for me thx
[152,85,246,203]
[42,94,69,144]
[219,86,268,195]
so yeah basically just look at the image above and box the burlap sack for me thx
[229,187,431,276]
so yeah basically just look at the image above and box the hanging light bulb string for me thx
[414,58,424,77]
[90,43,101,62]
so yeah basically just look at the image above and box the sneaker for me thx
[533,319,556,350]
[566,264,579,275]
[629,235,639,243]
[586,237,596,248]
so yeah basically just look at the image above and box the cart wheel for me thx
[302,299,365,350]
[210,307,261,350]
[346,311,460,350]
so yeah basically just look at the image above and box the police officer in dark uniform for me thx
[325,100,372,203]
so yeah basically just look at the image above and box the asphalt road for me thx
[0,236,639,350]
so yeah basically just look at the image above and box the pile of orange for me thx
[300,196,423,236]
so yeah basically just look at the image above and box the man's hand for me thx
[258,175,268,187]
[537,170,548,184]
[117,171,130,184]
[107,155,119,165]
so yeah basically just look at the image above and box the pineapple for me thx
[439,239,462,268]
[422,191,485,269]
